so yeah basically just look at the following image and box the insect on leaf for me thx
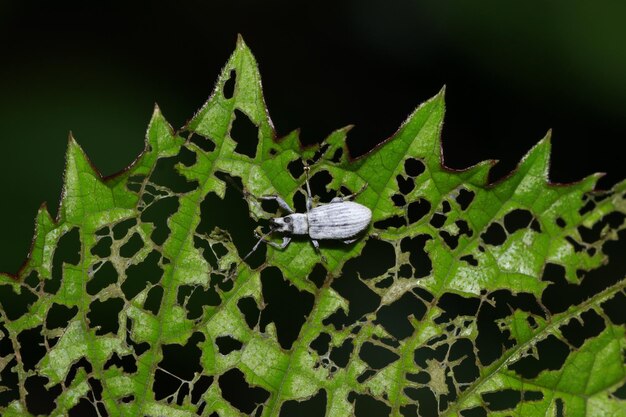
[0,36,624,417]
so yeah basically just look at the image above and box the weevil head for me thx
[269,214,308,235]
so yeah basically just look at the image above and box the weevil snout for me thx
[269,216,290,232]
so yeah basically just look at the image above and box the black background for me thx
[2,0,626,273]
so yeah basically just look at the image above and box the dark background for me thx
[2,0,626,274]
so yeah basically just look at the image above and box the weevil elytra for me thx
[245,167,372,260]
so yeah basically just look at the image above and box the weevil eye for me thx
[284,217,292,224]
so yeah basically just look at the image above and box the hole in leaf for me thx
[141,196,180,246]
[392,193,406,207]
[450,339,480,384]
[0,356,18,406]
[401,235,432,278]
[154,332,205,401]
[331,147,343,163]
[349,239,395,279]
[293,190,307,213]
[508,335,570,378]
[307,263,327,288]
[150,153,199,193]
[87,261,117,295]
[403,387,437,417]
[189,133,216,153]
[231,109,259,158]
[218,368,270,414]
[374,215,406,230]
[359,342,399,369]
[396,175,414,195]
[18,326,46,371]
[113,218,137,240]
[46,303,78,329]
[215,336,243,355]
[481,222,506,246]
[439,230,458,249]
[68,398,99,417]
[352,393,391,417]
[24,271,40,290]
[578,212,625,243]
[310,332,331,356]
[127,175,145,193]
[223,69,236,98]
[375,293,426,340]
[153,368,183,402]
[455,188,475,210]
[398,263,412,278]
[119,232,144,258]
[429,213,446,228]
[143,285,164,315]
[104,353,137,373]
[126,318,150,356]
[579,199,595,215]
[460,254,478,266]
[612,380,626,400]
[375,276,394,289]
[178,145,197,167]
[121,250,163,301]
[503,209,534,234]
[64,358,93,387]
[326,262,381,330]
[178,282,221,320]
[191,375,214,404]
[560,309,605,348]
[287,158,305,179]
[357,369,377,383]
[408,199,431,224]
[46,227,81,294]
[0,284,37,321]
[279,389,327,417]
[543,230,626,314]
[260,267,314,350]
[601,290,626,325]
[404,158,425,177]
[91,235,112,258]
[87,297,124,335]
[309,170,336,203]
[436,293,480,324]
[25,376,62,416]
[238,296,260,330]
[524,391,543,401]
[407,371,430,384]
[482,389,521,411]
[460,406,488,417]
[329,338,354,368]
[197,173,264,268]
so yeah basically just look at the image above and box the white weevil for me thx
[245,167,372,259]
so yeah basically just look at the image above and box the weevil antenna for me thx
[226,229,273,283]
[242,230,273,262]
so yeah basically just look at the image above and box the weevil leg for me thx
[330,183,369,203]
[304,165,313,212]
[254,231,292,249]
[260,195,294,214]
[244,234,291,261]
[311,239,327,263]
[342,238,358,244]
[273,236,292,250]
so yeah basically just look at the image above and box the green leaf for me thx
[1,36,624,417]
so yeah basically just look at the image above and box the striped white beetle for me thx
[245,167,372,259]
